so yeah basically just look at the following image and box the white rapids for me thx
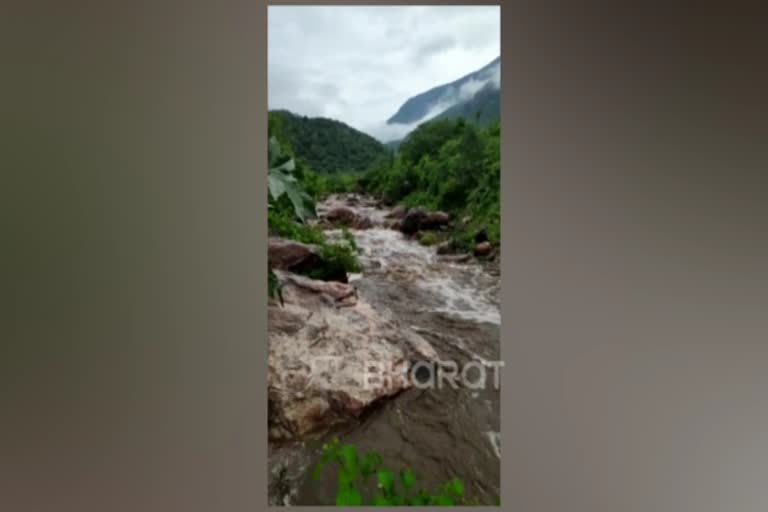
[327,226,500,326]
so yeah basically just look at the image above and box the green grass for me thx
[418,232,439,246]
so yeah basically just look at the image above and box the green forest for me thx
[267,110,500,290]
[269,110,390,174]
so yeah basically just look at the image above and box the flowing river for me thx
[268,194,501,505]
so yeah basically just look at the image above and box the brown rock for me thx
[400,207,427,235]
[324,206,373,229]
[268,237,323,272]
[387,219,402,231]
[438,253,471,264]
[474,241,492,256]
[422,211,450,229]
[385,204,407,219]
[325,206,358,226]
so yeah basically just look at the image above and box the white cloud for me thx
[268,6,500,142]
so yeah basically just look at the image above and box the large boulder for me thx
[399,207,450,235]
[268,270,437,440]
[268,237,323,273]
[324,206,373,229]
[422,211,450,230]
[325,206,357,226]
[399,207,427,235]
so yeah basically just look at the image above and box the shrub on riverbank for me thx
[361,118,500,252]
[267,137,361,287]
[418,232,439,246]
[313,438,475,506]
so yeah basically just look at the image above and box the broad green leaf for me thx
[409,489,431,506]
[434,495,455,506]
[339,444,359,477]
[268,173,287,200]
[399,468,416,490]
[286,185,313,222]
[337,467,355,490]
[360,451,383,478]
[268,136,282,164]
[445,477,464,497]
[271,158,296,174]
[373,494,390,506]
[376,469,395,496]
[335,487,362,506]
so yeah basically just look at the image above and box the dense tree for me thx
[269,110,390,174]
[362,118,501,248]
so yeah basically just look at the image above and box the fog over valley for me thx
[268,6,500,142]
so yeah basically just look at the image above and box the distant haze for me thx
[268,6,500,142]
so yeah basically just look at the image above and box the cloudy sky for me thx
[268,6,500,141]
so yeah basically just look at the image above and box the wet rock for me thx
[268,270,437,438]
[387,219,402,231]
[355,215,374,229]
[268,237,323,273]
[324,206,373,229]
[400,207,427,235]
[386,204,407,219]
[422,211,450,229]
[400,207,450,234]
[325,206,357,225]
[438,253,472,264]
[436,239,457,255]
[474,241,492,256]
[278,271,358,304]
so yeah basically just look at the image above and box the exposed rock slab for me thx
[268,270,438,440]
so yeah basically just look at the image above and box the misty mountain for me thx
[386,56,500,126]
[431,81,499,127]
[268,110,390,173]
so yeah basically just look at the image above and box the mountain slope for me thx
[431,82,499,127]
[387,56,500,126]
[269,110,390,174]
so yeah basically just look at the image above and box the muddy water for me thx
[268,195,500,506]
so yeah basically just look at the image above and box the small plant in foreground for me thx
[313,438,468,506]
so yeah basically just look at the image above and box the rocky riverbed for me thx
[268,194,500,505]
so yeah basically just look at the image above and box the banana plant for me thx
[267,136,316,302]
[268,136,316,222]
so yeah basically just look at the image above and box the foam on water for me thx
[344,227,500,326]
